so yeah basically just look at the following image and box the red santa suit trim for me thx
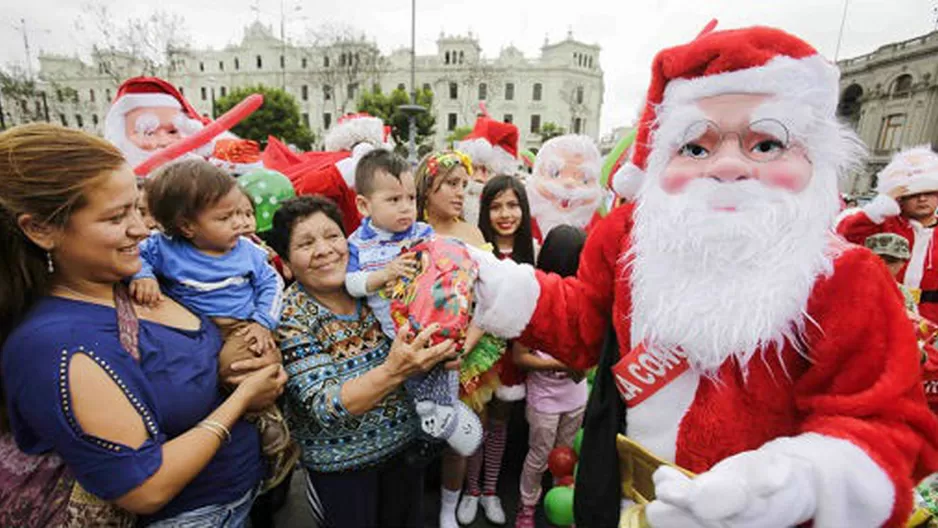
[520,206,938,527]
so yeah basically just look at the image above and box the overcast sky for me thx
[1,0,934,135]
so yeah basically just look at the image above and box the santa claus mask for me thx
[630,93,847,373]
[528,136,603,235]
[116,105,204,168]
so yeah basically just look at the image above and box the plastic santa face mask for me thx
[532,150,602,212]
[660,94,813,195]
[125,106,184,151]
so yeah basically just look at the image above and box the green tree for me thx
[446,126,474,145]
[357,86,436,154]
[215,84,315,150]
[539,122,566,144]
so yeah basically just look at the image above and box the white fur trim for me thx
[757,433,894,527]
[611,162,645,199]
[469,246,540,339]
[861,194,901,225]
[876,146,938,196]
[324,116,385,152]
[104,93,182,144]
[494,383,526,401]
[662,54,840,119]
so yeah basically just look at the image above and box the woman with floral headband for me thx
[414,150,510,528]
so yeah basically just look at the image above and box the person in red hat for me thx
[455,107,521,226]
[469,21,938,527]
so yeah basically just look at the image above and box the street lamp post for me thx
[398,0,425,164]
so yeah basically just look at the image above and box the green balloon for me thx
[238,169,296,233]
[573,429,584,456]
[544,486,575,526]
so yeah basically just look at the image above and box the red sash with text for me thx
[612,342,689,407]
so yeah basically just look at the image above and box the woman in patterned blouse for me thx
[265,195,458,527]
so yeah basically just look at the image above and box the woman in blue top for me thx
[0,124,285,527]
[263,196,458,527]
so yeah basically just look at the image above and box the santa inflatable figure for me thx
[471,21,938,528]
[527,134,606,241]
[838,147,938,323]
[454,107,521,226]
[104,76,262,175]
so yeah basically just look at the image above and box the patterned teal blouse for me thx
[277,282,419,472]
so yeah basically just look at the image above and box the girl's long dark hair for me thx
[478,175,535,265]
[536,225,587,278]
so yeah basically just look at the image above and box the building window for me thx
[89,89,95,102]
[398,83,406,92]
[34,100,41,115]
[201,87,207,101]
[280,55,285,68]
[218,60,225,71]
[56,89,63,102]
[106,88,112,101]
[459,51,465,64]
[323,113,332,129]
[199,61,205,72]
[445,51,450,65]
[59,113,67,126]
[533,83,542,102]
[892,74,913,98]
[75,114,83,128]
[503,114,513,123]
[478,83,487,100]
[20,100,27,113]
[256,55,263,69]
[505,82,515,101]
[530,114,541,133]
[323,56,330,68]
[449,82,458,100]
[877,114,906,151]
[324,85,333,101]
[92,114,98,126]
[235,57,240,70]
[302,57,308,69]
[423,83,431,93]
[573,117,583,134]
[300,85,308,101]
[576,86,584,104]
[448,113,458,131]
[347,83,357,101]
[302,113,309,128]
[72,91,79,103]
[220,87,227,97]
[589,56,593,68]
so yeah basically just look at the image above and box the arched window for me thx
[892,74,913,98]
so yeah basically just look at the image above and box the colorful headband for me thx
[426,150,473,178]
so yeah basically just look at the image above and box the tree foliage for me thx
[446,126,474,145]
[0,68,45,127]
[357,86,436,154]
[539,122,566,143]
[215,85,315,150]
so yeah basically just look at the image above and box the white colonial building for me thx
[5,21,604,150]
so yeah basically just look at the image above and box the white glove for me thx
[466,245,540,339]
[335,142,378,189]
[646,450,817,528]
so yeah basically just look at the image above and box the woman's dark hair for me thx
[145,158,236,238]
[268,195,345,260]
[0,123,126,432]
[478,175,535,265]
[537,225,587,278]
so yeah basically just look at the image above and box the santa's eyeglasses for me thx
[676,119,792,163]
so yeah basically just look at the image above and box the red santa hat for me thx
[323,113,387,152]
[611,20,840,198]
[875,146,938,198]
[104,77,208,145]
[455,103,520,175]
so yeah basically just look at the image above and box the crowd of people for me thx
[4,18,938,528]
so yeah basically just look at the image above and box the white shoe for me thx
[445,401,483,456]
[440,508,460,528]
[481,495,506,525]
[456,493,480,525]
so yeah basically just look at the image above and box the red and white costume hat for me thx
[324,113,388,152]
[876,146,938,198]
[455,103,520,176]
[611,20,841,198]
[104,77,208,146]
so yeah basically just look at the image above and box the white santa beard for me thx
[628,165,840,375]
[527,182,601,235]
[463,180,484,226]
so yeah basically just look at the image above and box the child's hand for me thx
[236,322,277,356]
[130,278,163,307]
[384,253,419,284]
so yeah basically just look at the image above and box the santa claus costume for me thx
[455,109,521,226]
[472,21,938,528]
[838,147,938,323]
[527,134,607,241]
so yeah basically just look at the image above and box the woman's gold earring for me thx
[46,251,54,274]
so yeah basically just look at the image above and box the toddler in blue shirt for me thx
[130,159,297,487]
[346,149,482,456]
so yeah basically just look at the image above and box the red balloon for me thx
[555,475,575,487]
[548,446,578,478]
